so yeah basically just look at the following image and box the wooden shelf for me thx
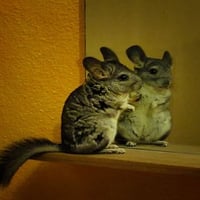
[34,144,200,176]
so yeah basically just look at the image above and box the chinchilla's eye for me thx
[149,68,158,74]
[117,74,129,81]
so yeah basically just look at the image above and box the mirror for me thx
[85,0,200,153]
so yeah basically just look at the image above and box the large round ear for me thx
[126,45,146,68]
[162,51,172,66]
[100,47,119,62]
[83,57,112,80]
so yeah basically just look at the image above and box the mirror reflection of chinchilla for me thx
[85,0,200,153]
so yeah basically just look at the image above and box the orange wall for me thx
[0,0,84,199]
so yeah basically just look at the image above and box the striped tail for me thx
[0,138,61,187]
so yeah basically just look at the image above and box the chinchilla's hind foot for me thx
[100,144,125,154]
[125,141,137,147]
[151,140,168,147]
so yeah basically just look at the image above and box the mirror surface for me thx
[85,0,200,153]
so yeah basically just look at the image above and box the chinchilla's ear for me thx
[83,57,112,80]
[126,45,147,68]
[162,51,172,67]
[100,47,119,62]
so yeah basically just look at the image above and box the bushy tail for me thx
[0,138,62,187]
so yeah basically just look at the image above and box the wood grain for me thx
[33,144,200,176]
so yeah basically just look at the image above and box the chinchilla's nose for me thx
[162,79,171,88]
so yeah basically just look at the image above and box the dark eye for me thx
[149,68,158,74]
[117,74,129,81]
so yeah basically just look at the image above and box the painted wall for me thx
[0,0,84,199]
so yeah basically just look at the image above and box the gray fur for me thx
[0,47,141,187]
[61,47,141,153]
[117,45,172,147]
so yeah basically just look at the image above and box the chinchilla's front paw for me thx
[120,103,135,112]
[127,104,135,111]
[129,91,141,104]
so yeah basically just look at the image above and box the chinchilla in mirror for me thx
[117,45,172,147]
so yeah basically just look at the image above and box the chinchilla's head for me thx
[83,47,142,95]
[126,45,172,88]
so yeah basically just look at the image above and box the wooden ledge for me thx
[34,144,200,176]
